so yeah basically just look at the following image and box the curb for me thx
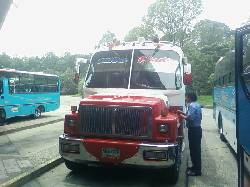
[1,157,64,187]
[0,118,64,136]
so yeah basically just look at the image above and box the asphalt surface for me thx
[188,109,237,187]
[20,109,237,187]
[0,96,81,186]
[0,97,238,187]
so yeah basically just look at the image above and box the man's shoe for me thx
[186,169,202,176]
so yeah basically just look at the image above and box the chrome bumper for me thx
[59,134,177,168]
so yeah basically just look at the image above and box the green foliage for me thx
[184,20,234,95]
[78,78,85,98]
[124,24,155,42]
[98,30,116,47]
[198,95,213,106]
[144,0,202,46]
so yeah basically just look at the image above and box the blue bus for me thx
[235,25,250,187]
[213,50,237,152]
[0,69,60,123]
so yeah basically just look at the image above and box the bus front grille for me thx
[79,105,152,139]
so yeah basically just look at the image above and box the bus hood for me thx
[83,88,184,107]
[82,94,168,108]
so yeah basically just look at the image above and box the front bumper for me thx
[59,134,178,168]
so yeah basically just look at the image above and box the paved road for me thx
[0,96,81,135]
[0,96,81,185]
[188,109,237,187]
[21,109,238,187]
[0,100,238,187]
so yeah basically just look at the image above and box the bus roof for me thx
[95,40,184,57]
[0,68,59,77]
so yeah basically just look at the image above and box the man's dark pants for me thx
[188,126,202,173]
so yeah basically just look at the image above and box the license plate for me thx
[101,147,120,158]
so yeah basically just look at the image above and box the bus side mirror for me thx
[74,58,88,83]
[182,57,188,65]
[183,72,192,85]
[183,63,192,85]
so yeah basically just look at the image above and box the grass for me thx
[198,95,213,106]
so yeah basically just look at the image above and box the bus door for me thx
[235,25,250,187]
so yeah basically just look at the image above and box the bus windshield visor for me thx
[85,49,180,90]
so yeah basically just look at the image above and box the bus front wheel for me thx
[0,109,6,125]
[218,114,226,142]
[33,107,41,119]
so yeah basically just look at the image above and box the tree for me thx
[98,31,116,47]
[184,20,234,95]
[144,0,202,47]
[187,19,233,49]
[242,17,250,26]
[124,24,155,42]
[0,53,13,68]
[0,52,90,95]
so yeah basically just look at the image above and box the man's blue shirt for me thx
[186,102,202,128]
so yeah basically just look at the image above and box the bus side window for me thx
[243,34,250,74]
[242,33,250,95]
[31,85,38,93]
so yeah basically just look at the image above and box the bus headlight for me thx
[158,124,169,133]
[67,119,76,126]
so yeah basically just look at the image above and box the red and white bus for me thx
[59,38,192,184]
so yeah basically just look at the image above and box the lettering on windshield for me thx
[137,56,176,64]
[97,57,129,64]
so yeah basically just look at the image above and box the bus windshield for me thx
[85,49,181,90]
[85,50,131,89]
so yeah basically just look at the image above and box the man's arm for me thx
[177,110,185,115]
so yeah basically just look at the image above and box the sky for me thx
[0,0,250,57]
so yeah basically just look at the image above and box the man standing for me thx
[178,92,202,176]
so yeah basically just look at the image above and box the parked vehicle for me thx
[59,38,192,184]
[213,50,237,152]
[0,69,60,123]
[235,25,250,187]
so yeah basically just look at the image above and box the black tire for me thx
[167,162,180,185]
[238,146,245,187]
[218,114,226,142]
[0,109,6,125]
[166,143,181,185]
[32,107,41,119]
[64,160,85,172]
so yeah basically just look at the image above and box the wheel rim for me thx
[218,115,223,134]
[35,109,41,117]
[219,127,223,134]
[0,110,6,121]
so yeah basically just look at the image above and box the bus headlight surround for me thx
[67,119,76,126]
[158,124,169,133]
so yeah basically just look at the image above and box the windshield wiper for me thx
[151,45,160,57]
